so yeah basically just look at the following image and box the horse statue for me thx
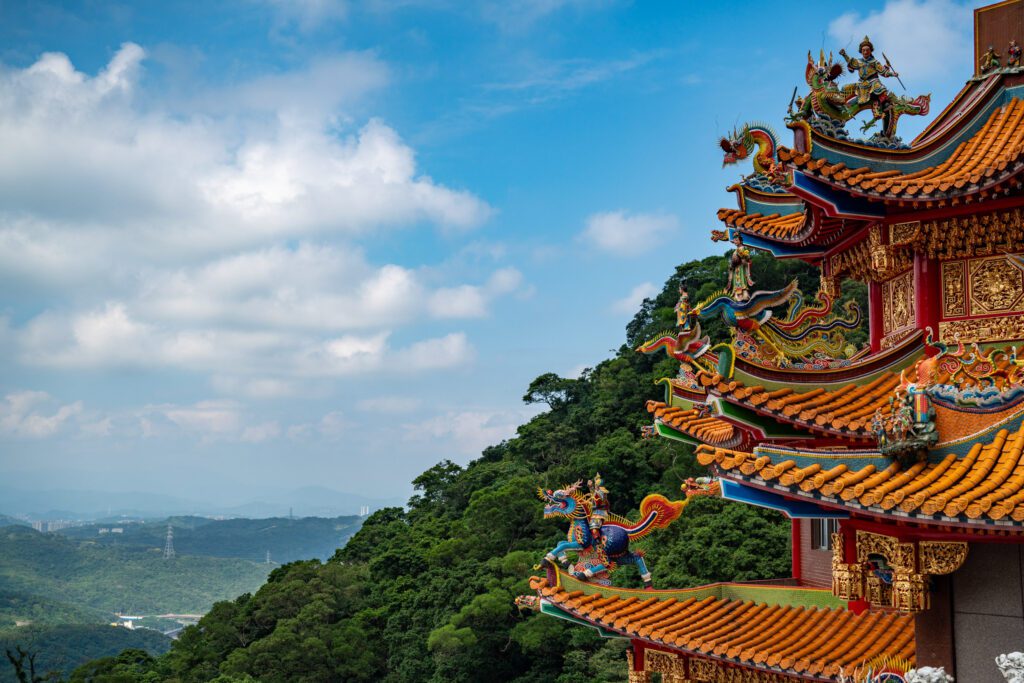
[792,50,930,141]
[538,479,685,588]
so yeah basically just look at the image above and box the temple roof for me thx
[716,208,806,241]
[782,98,1024,203]
[697,420,1024,526]
[702,371,901,441]
[537,573,914,681]
[646,401,739,447]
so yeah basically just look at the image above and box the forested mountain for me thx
[58,515,364,563]
[0,527,270,619]
[1,627,170,683]
[19,253,866,682]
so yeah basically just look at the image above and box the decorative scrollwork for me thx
[918,541,968,575]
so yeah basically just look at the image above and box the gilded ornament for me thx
[645,650,686,682]
[939,316,1024,344]
[970,257,1024,314]
[890,221,921,245]
[941,260,967,318]
[627,650,651,683]
[918,541,968,575]
[882,270,914,336]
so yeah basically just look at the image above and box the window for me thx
[810,518,840,551]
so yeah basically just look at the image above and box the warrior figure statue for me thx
[839,36,898,108]
[675,285,691,329]
[587,474,609,543]
[981,45,1002,73]
[728,234,755,302]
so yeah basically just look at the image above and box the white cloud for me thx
[611,282,657,314]
[356,396,423,413]
[580,210,679,256]
[0,44,491,287]
[829,0,972,81]
[241,421,281,443]
[404,333,474,371]
[402,408,537,456]
[0,391,83,438]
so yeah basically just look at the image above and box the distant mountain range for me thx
[0,485,404,520]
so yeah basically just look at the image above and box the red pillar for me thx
[869,280,884,353]
[791,519,802,583]
[914,251,941,350]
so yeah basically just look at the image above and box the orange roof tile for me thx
[717,207,806,240]
[703,372,901,439]
[780,99,1024,201]
[697,420,1024,524]
[646,400,738,446]
[539,579,914,680]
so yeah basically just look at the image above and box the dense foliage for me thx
[0,527,271,618]
[15,252,867,682]
[1,627,170,683]
[58,516,364,564]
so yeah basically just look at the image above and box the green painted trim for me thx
[557,573,845,610]
[655,422,700,446]
[540,601,626,638]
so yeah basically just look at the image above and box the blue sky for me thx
[0,0,986,504]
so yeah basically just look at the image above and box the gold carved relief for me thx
[890,221,921,245]
[688,659,787,683]
[939,316,1024,344]
[942,260,967,318]
[970,256,1024,314]
[892,572,929,612]
[919,541,969,575]
[882,270,915,336]
[645,650,686,683]
[831,532,865,601]
[916,210,1024,260]
[627,650,651,683]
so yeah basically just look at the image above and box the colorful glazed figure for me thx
[675,285,691,329]
[538,479,685,588]
[871,409,888,449]
[728,234,755,302]
[981,45,1001,73]
[839,36,898,105]
[1009,40,1022,68]
[587,474,609,543]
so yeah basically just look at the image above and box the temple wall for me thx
[951,542,1024,681]
[797,519,832,588]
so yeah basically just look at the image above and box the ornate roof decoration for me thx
[781,98,1024,202]
[698,419,1024,525]
[715,208,806,241]
[534,570,915,682]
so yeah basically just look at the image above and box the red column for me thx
[791,519,802,583]
[914,251,941,350]
[869,280,884,353]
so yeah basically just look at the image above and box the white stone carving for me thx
[997,652,1024,682]
[906,667,954,683]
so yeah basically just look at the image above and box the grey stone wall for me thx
[953,542,1024,681]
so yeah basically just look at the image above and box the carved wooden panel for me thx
[942,260,967,318]
[882,269,914,336]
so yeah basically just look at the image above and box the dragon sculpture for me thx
[538,478,685,588]
[720,122,789,187]
[639,280,862,371]
[791,50,930,142]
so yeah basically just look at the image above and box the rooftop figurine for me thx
[790,42,930,145]
[981,44,1002,73]
[537,477,685,588]
[1009,40,1022,68]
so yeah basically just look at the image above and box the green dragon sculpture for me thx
[791,50,930,142]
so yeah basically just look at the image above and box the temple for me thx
[525,2,1024,681]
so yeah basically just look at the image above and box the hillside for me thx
[0,527,271,620]
[1,625,170,683]
[46,252,865,682]
[58,515,363,563]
